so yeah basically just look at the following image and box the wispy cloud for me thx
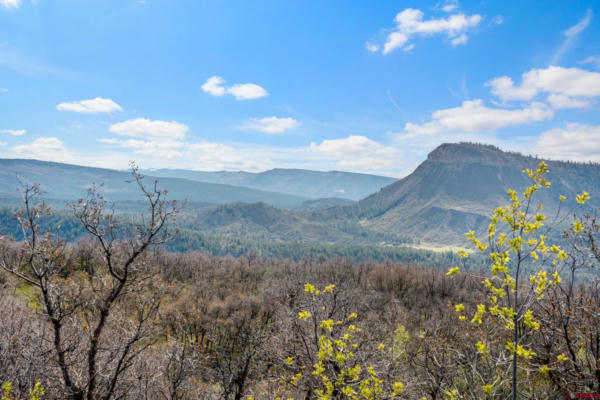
[551,9,593,65]
[580,55,600,69]
[56,98,122,113]
[242,117,300,134]
[0,43,71,78]
[0,0,20,9]
[1,129,26,136]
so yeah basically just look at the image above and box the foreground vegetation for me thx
[0,164,599,399]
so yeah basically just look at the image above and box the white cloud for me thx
[1,88,7,93]
[1,129,25,136]
[13,137,69,162]
[310,135,402,170]
[564,9,593,38]
[401,99,553,137]
[552,9,593,65]
[56,97,122,113]
[243,117,300,134]
[487,66,600,106]
[581,55,600,68]
[437,0,459,13]
[109,118,188,140]
[451,33,468,46]
[537,123,600,161]
[546,94,592,109]
[201,75,268,100]
[99,138,184,159]
[0,0,20,9]
[186,142,257,170]
[365,43,380,53]
[383,32,409,54]
[380,8,482,54]
[442,3,458,13]
[491,15,504,25]
[226,83,268,101]
[101,118,189,159]
[201,75,226,96]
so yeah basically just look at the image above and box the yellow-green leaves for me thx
[476,340,490,355]
[392,382,404,395]
[1,381,44,400]
[523,310,540,330]
[305,283,316,294]
[298,311,311,320]
[482,384,493,395]
[530,271,548,299]
[576,191,590,204]
[471,304,485,324]
[323,284,335,293]
[506,341,536,360]
[320,319,334,332]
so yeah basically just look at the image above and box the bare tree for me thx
[0,164,180,399]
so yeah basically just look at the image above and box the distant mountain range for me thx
[171,143,600,246]
[141,168,397,200]
[0,159,393,210]
[1,143,598,248]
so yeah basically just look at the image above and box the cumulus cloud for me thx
[379,8,482,54]
[56,97,122,113]
[201,76,226,96]
[109,118,188,140]
[546,94,592,109]
[310,135,402,170]
[243,117,300,134]
[1,129,25,136]
[537,123,600,161]
[13,137,69,162]
[402,99,553,137]
[201,75,268,100]
[103,119,190,159]
[487,66,600,107]
[0,0,20,9]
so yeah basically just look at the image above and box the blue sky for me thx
[1,0,600,177]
